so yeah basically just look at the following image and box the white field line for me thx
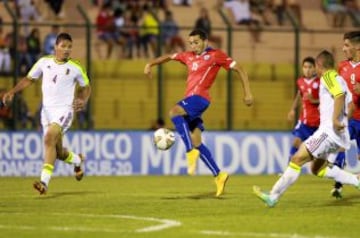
[0,212,181,233]
[200,230,348,238]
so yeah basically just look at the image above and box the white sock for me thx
[322,166,359,186]
[270,162,301,201]
[64,152,82,167]
[40,163,54,187]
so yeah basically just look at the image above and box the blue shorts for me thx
[177,95,209,132]
[349,119,360,154]
[292,121,318,142]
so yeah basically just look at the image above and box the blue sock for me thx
[197,144,220,176]
[334,152,346,169]
[289,146,298,161]
[171,115,193,152]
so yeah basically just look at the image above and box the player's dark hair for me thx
[56,32,72,45]
[344,31,360,43]
[302,56,315,66]
[316,50,334,69]
[189,29,208,40]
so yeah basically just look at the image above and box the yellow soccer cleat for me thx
[215,172,229,197]
[74,154,85,181]
[186,148,200,175]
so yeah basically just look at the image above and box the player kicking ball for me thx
[144,29,253,197]
[253,50,360,207]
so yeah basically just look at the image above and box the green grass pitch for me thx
[0,175,359,238]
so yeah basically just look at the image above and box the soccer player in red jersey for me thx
[144,29,253,197]
[287,57,320,160]
[331,31,360,198]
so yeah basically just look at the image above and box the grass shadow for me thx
[34,190,100,199]
[161,192,228,200]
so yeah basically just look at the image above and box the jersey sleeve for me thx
[171,52,187,64]
[322,70,345,98]
[70,60,90,87]
[27,57,44,80]
[215,50,235,70]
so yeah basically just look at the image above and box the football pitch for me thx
[0,175,359,238]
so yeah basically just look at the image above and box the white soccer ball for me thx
[153,128,176,150]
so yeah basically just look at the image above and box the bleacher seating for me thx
[1,0,358,130]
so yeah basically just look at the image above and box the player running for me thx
[253,50,360,207]
[2,32,91,195]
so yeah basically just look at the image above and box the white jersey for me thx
[318,69,352,148]
[27,56,90,108]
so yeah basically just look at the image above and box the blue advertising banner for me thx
[0,131,359,176]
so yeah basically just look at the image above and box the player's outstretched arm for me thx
[288,90,300,121]
[144,54,173,79]
[2,77,34,106]
[232,63,253,106]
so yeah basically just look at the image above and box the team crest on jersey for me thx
[47,65,51,69]
[312,82,319,89]
[66,68,70,75]
[204,55,210,60]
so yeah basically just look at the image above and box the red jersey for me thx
[338,60,360,120]
[297,76,320,127]
[172,48,234,101]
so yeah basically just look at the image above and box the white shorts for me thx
[41,106,74,134]
[304,128,341,159]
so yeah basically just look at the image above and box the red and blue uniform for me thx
[338,60,360,155]
[171,47,234,130]
[292,76,320,141]
[170,47,235,176]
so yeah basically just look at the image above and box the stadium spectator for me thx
[344,0,360,27]
[250,0,273,26]
[26,27,41,66]
[0,27,11,76]
[14,91,37,129]
[322,0,347,27]
[120,10,141,59]
[16,0,42,35]
[138,4,159,58]
[272,0,303,27]
[43,24,60,55]
[161,10,185,53]
[222,0,262,43]
[96,2,121,59]
[194,8,222,49]
[7,31,32,76]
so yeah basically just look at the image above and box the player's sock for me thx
[317,165,359,186]
[171,115,192,151]
[333,152,346,189]
[64,152,82,167]
[269,162,301,201]
[40,163,54,187]
[197,144,220,176]
[334,152,346,168]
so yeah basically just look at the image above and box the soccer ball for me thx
[153,128,176,150]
